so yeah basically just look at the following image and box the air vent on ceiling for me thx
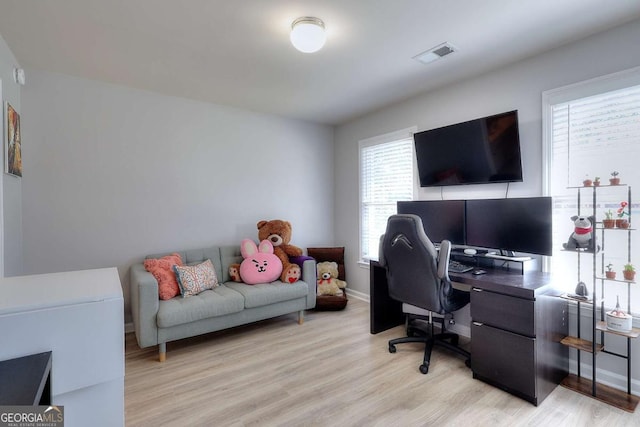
[413,42,457,65]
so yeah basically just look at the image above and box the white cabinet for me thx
[0,268,124,427]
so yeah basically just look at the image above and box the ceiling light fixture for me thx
[290,17,326,53]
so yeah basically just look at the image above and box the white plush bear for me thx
[563,215,598,252]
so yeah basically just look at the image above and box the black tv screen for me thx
[465,197,552,256]
[414,110,523,187]
[397,200,465,245]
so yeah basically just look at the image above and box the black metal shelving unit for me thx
[560,184,639,412]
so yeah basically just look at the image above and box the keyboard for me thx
[448,260,474,273]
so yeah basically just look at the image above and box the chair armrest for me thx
[302,259,317,309]
[438,240,451,281]
[129,263,160,348]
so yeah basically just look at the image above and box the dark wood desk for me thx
[370,261,403,334]
[0,352,52,405]
[370,261,568,405]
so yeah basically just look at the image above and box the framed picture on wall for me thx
[5,102,22,177]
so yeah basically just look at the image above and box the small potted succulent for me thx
[594,176,601,187]
[583,175,593,187]
[605,263,616,279]
[603,210,616,229]
[610,171,621,185]
[623,263,635,281]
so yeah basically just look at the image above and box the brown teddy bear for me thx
[316,261,346,296]
[257,219,302,283]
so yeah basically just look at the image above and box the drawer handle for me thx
[472,287,483,292]
[473,322,484,327]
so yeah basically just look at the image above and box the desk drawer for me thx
[471,288,535,337]
[471,322,536,400]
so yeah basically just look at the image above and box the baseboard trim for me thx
[569,359,640,396]
[125,322,134,334]
[346,288,369,303]
[568,303,639,327]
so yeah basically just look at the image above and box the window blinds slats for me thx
[360,137,413,260]
[549,81,640,308]
[552,83,640,187]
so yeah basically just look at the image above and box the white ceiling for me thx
[1,0,640,125]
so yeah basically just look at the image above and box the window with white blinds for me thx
[546,77,640,310]
[551,84,640,188]
[359,129,415,262]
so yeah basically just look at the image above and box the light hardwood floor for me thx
[125,298,639,426]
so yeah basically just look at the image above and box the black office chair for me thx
[379,214,470,374]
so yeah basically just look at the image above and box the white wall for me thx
[335,18,640,297]
[21,69,335,322]
[0,34,23,277]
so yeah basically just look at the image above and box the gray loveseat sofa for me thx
[130,245,316,361]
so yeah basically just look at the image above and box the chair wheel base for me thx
[419,363,429,374]
[389,344,397,353]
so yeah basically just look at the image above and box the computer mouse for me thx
[472,269,486,275]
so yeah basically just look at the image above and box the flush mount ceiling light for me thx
[290,17,326,53]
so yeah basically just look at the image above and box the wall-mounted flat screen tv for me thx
[414,110,523,187]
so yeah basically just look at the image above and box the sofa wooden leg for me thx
[159,343,166,362]
[298,310,304,325]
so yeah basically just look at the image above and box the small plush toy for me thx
[228,264,242,282]
[316,261,347,296]
[257,219,303,283]
[239,239,283,285]
[563,215,598,252]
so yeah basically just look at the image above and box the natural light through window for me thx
[359,127,416,263]
[545,72,640,312]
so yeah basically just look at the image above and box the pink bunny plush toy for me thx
[239,239,283,285]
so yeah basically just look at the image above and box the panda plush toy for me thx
[563,215,599,252]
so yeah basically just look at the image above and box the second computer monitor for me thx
[397,200,465,245]
[465,197,552,256]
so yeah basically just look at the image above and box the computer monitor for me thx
[465,197,553,256]
[397,200,465,245]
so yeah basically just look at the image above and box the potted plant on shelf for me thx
[583,175,593,187]
[605,263,616,279]
[603,210,616,229]
[594,176,601,187]
[616,201,630,229]
[623,263,636,281]
[610,171,621,185]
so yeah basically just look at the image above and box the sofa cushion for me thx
[144,253,183,300]
[225,280,308,309]
[157,285,244,328]
[174,259,219,297]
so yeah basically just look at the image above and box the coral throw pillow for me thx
[144,253,183,300]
